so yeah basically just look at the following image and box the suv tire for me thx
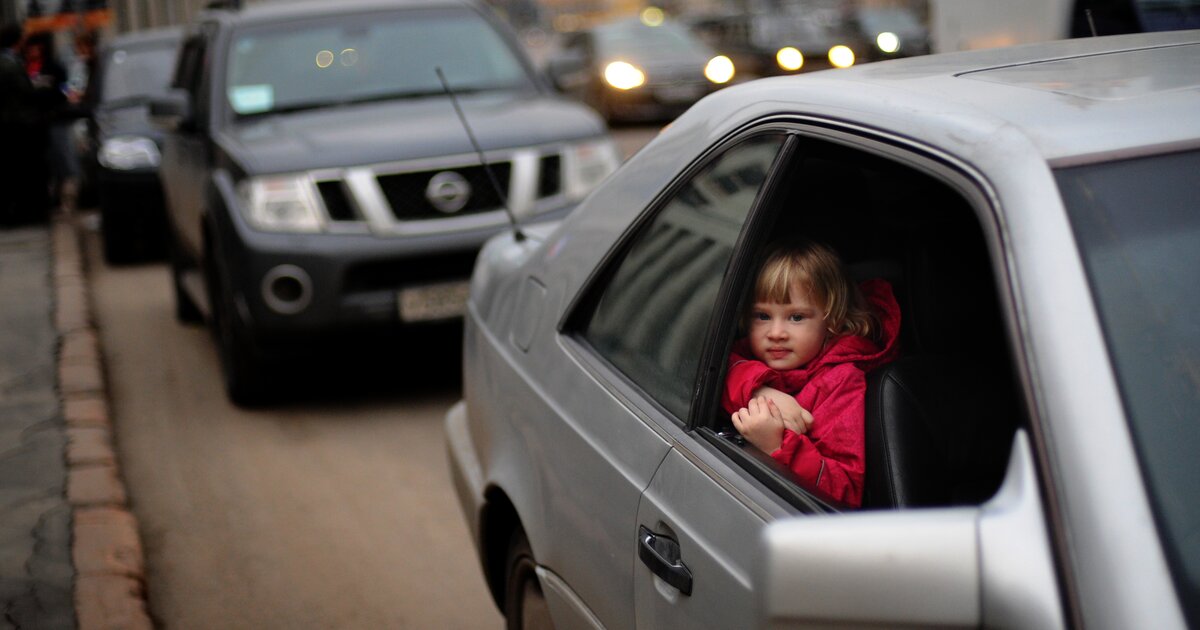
[205,244,269,407]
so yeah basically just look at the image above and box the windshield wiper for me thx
[234,85,513,119]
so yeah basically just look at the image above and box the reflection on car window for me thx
[583,135,784,419]
[226,8,532,116]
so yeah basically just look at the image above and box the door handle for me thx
[638,525,693,596]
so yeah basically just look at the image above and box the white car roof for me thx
[684,29,1200,166]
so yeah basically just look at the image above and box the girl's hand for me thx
[752,386,815,435]
[732,396,786,453]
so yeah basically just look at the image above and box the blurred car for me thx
[689,0,869,77]
[545,16,736,122]
[151,0,618,405]
[81,25,181,263]
[854,3,930,60]
[447,30,1200,629]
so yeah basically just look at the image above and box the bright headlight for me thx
[98,135,160,170]
[828,45,856,68]
[876,32,901,53]
[704,55,735,84]
[564,138,621,201]
[776,47,804,71]
[237,174,324,233]
[604,61,645,90]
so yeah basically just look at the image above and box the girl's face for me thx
[748,281,829,371]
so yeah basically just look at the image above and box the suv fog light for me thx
[261,264,313,315]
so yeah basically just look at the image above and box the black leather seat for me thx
[862,354,1018,509]
[858,235,1020,509]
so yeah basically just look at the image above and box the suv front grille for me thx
[378,162,513,221]
[304,144,575,236]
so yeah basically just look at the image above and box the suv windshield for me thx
[225,7,534,116]
[1056,148,1200,625]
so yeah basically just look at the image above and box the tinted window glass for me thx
[226,8,533,116]
[583,135,784,419]
[1056,149,1200,625]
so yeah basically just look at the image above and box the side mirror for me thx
[758,431,1064,629]
[149,88,193,132]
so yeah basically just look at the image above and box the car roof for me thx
[693,29,1200,166]
[203,0,477,26]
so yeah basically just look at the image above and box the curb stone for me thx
[52,211,154,630]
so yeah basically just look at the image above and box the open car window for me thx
[688,129,1026,511]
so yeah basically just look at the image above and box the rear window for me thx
[101,42,178,104]
[1056,148,1200,626]
[225,7,534,116]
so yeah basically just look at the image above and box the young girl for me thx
[723,240,901,507]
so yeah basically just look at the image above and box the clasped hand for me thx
[731,388,813,454]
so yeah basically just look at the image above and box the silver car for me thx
[446,30,1200,629]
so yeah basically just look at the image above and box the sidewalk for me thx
[0,212,151,629]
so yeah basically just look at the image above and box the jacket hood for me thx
[218,91,607,174]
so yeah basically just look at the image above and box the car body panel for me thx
[451,30,1200,629]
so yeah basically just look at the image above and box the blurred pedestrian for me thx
[0,23,53,225]
[72,29,101,208]
[24,31,78,209]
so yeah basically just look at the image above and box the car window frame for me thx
[685,118,1035,513]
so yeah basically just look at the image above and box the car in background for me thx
[446,30,1200,629]
[854,3,930,59]
[689,0,869,77]
[151,0,618,405]
[81,25,181,263]
[545,15,736,122]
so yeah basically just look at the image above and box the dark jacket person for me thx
[0,24,53,224]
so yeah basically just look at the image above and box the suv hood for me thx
[220,91,608,175]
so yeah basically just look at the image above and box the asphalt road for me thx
[86,228,500,628]
[86,126,660,628]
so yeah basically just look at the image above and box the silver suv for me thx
[151,0,619,405]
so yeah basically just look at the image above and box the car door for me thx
[621,130,832,629]
[557,131,791,626]
[160,26,214,255]
[558,129,809,621]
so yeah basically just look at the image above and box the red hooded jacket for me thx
[722,279,901,507]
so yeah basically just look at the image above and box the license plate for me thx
[397,280,470,322]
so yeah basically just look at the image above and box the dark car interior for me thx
[715,135,1024,511]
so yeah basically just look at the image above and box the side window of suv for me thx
[580,134,786,420]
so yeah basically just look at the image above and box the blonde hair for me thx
[751,240,878,340]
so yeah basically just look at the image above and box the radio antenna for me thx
[1085,9,1098,36]
[435,67,525,242]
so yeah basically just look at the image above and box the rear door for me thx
[561,130,801,626]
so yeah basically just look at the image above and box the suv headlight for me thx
[564,138,621,201]
[237,174,324,233]
[98,135,160,170]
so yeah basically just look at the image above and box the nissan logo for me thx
[425,171,472,214]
